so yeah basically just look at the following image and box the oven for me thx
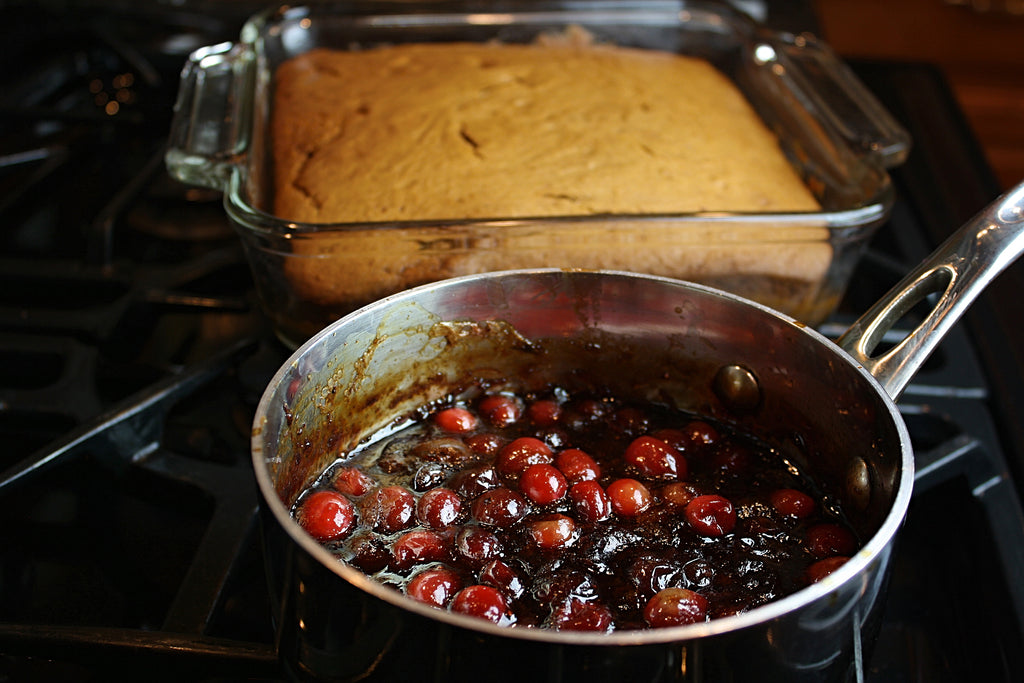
[1,2,1022,681]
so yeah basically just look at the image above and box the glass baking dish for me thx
[166,0,910,348]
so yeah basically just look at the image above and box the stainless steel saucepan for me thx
[251,181,1024,682]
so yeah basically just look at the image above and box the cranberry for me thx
[416,487,463,528]
[450,465,500,499]
[519,463,568,504]
[348,533,390,573]
[391,529,450,570]
[770,488,816,519]
[643,587,709,627]
[528,399,562,426]
[528,514,577,549]
[568,480,612,522]
[629,552,688,597]
[479,559,525,598]
[410,436,473,467]
[464,432,503,456]
[806,556,850,583]
[471,487,530,527]
[683,558,715,589]
[407,566,463,607]
[684,420,720,450]
[659,482,698,507]
[297,490,356,543]
[562,399,608,430]
[806,523,857,558]
[554,448,601,483]
[478,394,522,427]
[455,526,502,567]
[451,585,510,624]
[650,428,688,451]
[685,495,736,537]
[624,435,686,479]
[712,443,753,474]
[412,462,449,491]
[574,399,608,421]
[363,485,416,534]
[548,598,614,632]
[606,478,653,517]
[532,568,597,606]
[496,437,553,477]
[433,406,478,433]
[332,467,375,498]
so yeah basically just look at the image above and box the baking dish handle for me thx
[760,31,911,169]
[165,41,253,191]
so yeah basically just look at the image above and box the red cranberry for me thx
[685,495,736,537]
[416,487,463,528]
[478,394,522,427]
[363,486,416,534]
[659,482,698,507]
[451,585,510,624]
[479,559,525,598]
[455,526,502,567]
[527,399,562,426]
[407,566,463,607]
[464,432,504,456]
[806,556,850,583]
[770,488,816,519]
[391,529,450,570]
[574,399,608,421]
[712,443,753,474]
[410,436,473,467]
[806,523,857,558]
[624,435,687,479]
[629,552,688,598]
[519,463,568,504]
[643,588,709,627]
[548,598,615,632]
[297,490,356,543]
[606,478,653,517]
[412,462,448,491]
[348,533,390,573]
[554,448,601,483]
[649,428,687,451]
[332,467,375,498]
[684,420,720,450]
[496,437,553,477]
[433,406,478,433]
[528,514,577,549]
[568,480,612,522]
[532,568,597,606]
[471,487,530,528]
[450,465,500,499]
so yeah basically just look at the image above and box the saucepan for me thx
[251,181,1024,682]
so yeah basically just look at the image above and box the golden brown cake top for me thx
[272,41,821,224]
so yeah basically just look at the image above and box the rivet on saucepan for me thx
[713,365,761,412]
[846,457,872,512]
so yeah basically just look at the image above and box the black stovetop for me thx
[0,3,1023,682]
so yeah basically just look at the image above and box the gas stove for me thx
[1,3,1022,682]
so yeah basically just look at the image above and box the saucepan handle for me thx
[837,180,1024,400]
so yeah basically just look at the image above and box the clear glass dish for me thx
[166,1,909,348]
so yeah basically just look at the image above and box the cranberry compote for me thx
[291,389,860,631]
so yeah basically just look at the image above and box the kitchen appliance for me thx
[1,2,1022,682]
